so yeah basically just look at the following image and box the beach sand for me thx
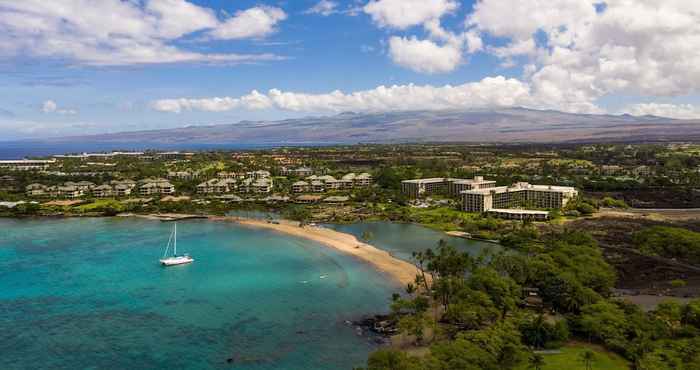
[210,217,420,286]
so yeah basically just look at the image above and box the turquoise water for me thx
[0,218,398,370]
[323,221,500,262]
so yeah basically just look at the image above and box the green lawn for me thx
[518,343,629,370]
[406,206,481,231]
[75,199,125,212]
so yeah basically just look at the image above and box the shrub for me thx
[633,226,700,264]
[671,279,687,288]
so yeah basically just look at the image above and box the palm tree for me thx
[405,283,416,296]
[529,353,545,370]
[580,349,595,370]
[529,315,548,349]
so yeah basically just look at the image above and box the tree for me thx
[375,167,401,190]
[577,301,629,350]
[633,226,700,264]
[683,299,700,328]
[13,202,41,216]
[461,319,529,369]
[652,300,684,335]
[468,267,521,318]
[529,353,545,370]
[520,315,570,349]
[283,205,311,225]
[576,202,596,215]
[520,315,549,349]
[428,319,527,370]
[366,349,420,370]
[580,349,595,370]
[443,288,500,330]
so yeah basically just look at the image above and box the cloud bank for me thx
[352,0,700,117]
[0,0,287,65]
[152,76,537,114]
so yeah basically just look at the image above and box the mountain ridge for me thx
[46,108,700,145]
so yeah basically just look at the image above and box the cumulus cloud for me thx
[363,0,458,29]
[621,103,700,120]
[364,0,467,74]
[388,36,463,74]
[358,0,700,114]
[466,0,700,110]
[304,1,338,16]
[0,1,287,65]
[42,100,77,115]
[208,6,286,40]
[151,76,543,114]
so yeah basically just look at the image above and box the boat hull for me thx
[160,256,194,266]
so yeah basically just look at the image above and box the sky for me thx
[2,0,700,139]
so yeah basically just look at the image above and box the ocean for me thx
[0,218,398,369]
[0,141,329,159]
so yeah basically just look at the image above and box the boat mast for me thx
[174,223,177,256]
[163,225,173,258]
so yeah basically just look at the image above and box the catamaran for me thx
[159,223,194,266]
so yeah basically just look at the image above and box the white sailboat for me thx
[159,223,194,266]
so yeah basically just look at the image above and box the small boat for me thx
[159,223,194,266]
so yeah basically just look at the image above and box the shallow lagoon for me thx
[323,221,500,262]
[0,218,398,370]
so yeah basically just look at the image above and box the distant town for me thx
[1,143,698,221]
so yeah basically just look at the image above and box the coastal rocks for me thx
[352,314,398,337]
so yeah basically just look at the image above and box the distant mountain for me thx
[47,108,700,146]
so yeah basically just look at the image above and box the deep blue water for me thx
[0,218,398,370]
[323,221,500,262]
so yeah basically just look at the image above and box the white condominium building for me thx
[0,159,56,171]
[139,179,175,196]
[292,181,310,193]
[462,182,578,213]
[401,176,496,198]
[197,178,237,194]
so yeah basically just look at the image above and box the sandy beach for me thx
[210,216,420,286]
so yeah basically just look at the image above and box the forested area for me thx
[361,228,700,370]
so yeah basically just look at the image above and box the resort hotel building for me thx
[402,176,578,221]
[462,182,578,221]
[401,176,497,198]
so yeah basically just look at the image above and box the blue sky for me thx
[1,0,699,139]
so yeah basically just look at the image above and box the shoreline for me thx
[2,211,421,286]
[209,216,420,286]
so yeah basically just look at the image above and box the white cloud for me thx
[466,0,700,110]
[357,0,700,110]
[363,0,458,29]
[208,6,287,40]
[363,0,467,74]
[42,100,77,115]
[41,100,57,114]
[0,1,286,65]
[151,76,540,114]
[464,30,483,53]
[388,36,463,74]
[468,0,596,42]
[304,1,338,16]
[146,0,219,39]
[621,103,700,120]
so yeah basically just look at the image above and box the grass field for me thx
[406,206,482,231]
[518,343,629,370]
[75,199,125,212]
